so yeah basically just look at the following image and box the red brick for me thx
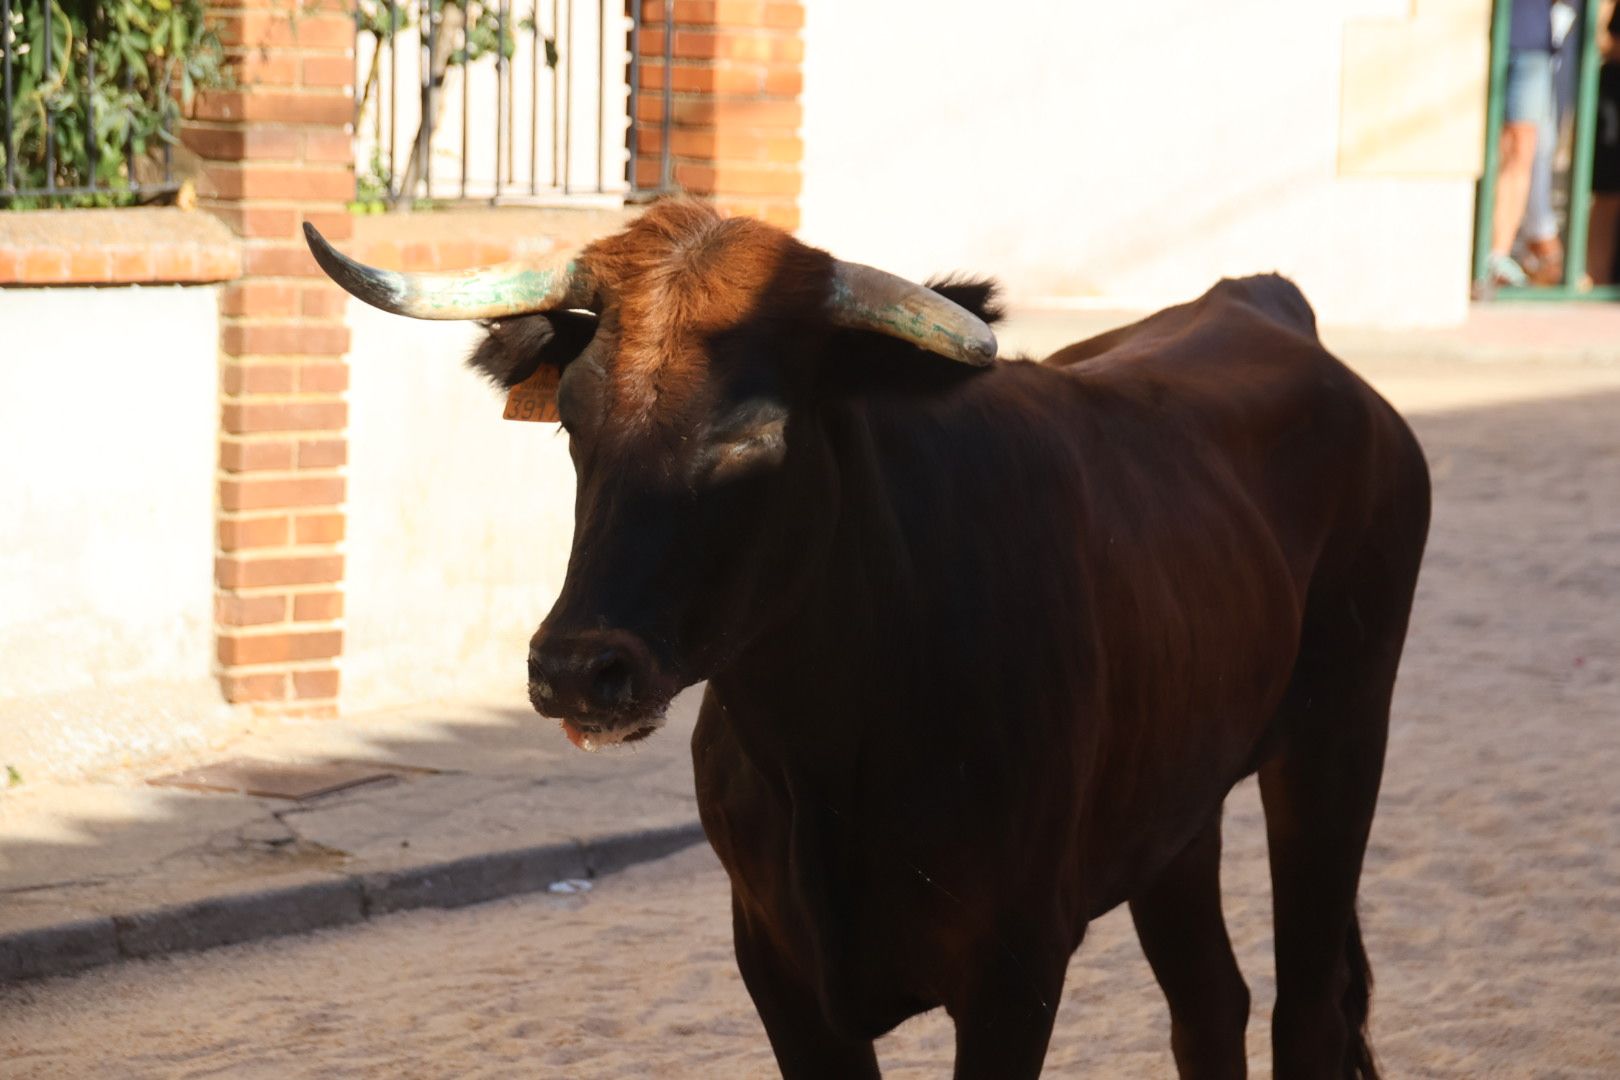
[233,52,300,87]
[762,63,802,97]
[221,362,299,394]
[677,162,798,197]
[67,249,113,281]
[183,125,303,161]
[297,363,349,394]
[301,210,355,239]
[297,438,347,468]
[221,322,350,356]
[243,243,326,277]
[642,97,801,128]
[219,475,346,511]
[640,62,766,95]
[293,591,345,621]
[763,3,803,29]
[216,592,289,626]
[292,667,342,699]
[216,554,345,589]
[19,248,69,282]
[220,672,289,702]
[224,401,348,436]
[213,13,354,50]
[221,281,300,317]
[294,512,346,544]
[107,246,157,281]
[303,131,356,165]
[204,163,354,201]
[190,90,355,126]
[218,514,292,549]
[0,249,19,281]
[219,437,298,471]
[301,55,354,89]
[212,206,300,240]
[217,629,343,666]
[300,285,350,317]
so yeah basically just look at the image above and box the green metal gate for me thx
[1473,0,1619,300]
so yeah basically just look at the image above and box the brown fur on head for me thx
[573,200,836,424]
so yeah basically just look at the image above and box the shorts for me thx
[1595,62,1620,196]
[1504,49,1555,127]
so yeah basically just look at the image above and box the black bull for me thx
[310,216,1429,1078]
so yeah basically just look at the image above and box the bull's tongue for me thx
[559,718,594,751]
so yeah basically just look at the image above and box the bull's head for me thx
[306,201,996,750]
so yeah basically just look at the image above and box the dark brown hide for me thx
[500,204,1428,1079]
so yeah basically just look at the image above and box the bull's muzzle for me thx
[527,627,673,750]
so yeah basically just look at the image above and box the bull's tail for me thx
[1343,913,1380,1079]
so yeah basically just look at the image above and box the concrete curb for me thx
[0,821,706,985]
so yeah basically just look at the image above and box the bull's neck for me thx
[710,391,970,774]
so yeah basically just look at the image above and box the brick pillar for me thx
[634,1,805,229]
[183,0,355,715]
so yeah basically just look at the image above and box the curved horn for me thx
[302,223,595,320]
[827,261,998,366]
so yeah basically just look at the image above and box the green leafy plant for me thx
[1,0,228,205]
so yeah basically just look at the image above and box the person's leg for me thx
[1521,106,1564,283]
[1588,194,1620,284]
[1490,51,1555,284]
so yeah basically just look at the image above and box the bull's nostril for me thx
[591,651,635,706]
[528,646,546,682]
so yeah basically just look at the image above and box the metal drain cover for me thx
[149,757,420,800]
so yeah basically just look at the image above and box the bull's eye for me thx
[702,418,787,485]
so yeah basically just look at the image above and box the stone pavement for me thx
[2,298,1616,988]
[0,689,707,984]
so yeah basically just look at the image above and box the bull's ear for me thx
[466,310,598,389]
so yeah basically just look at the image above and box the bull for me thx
[306,200,1429,1079]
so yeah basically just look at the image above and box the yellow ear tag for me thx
[503,365,562,422]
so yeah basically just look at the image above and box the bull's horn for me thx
[827,261,997,366]
[302,223,595,320]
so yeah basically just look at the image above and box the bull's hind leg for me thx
[1260,556,1420,1080]
[1130,812,1250,1079]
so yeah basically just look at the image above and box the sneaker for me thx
[1486,252,1529,287]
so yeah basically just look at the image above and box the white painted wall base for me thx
[0,285,227,781]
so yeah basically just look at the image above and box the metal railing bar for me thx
[626,0,638,193]
[659,0,671,190]
[123,64,135,191]
[2,0,13,192]
[551,0,560,188]
[494,0,506,201]
[84,0,96,191]
[504,0,514,185]
[595,0,603,192]
[420,0,433,200]
[460,11,469,198]
[43,0,54,190]
[529,3,539,194]
[389,0,399,199]
[563,0,573,193]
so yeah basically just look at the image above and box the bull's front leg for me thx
[947,921,1072,1080]
[731,896,880,1080]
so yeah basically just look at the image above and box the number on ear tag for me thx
[504,365,562,422]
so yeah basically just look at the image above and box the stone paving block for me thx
[113,873,365,960]
[0,911,119,984]
[359,843,591,917]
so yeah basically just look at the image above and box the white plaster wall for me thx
[0,285,229,780]
[344,301,578,710]
[799,1,1478,327]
